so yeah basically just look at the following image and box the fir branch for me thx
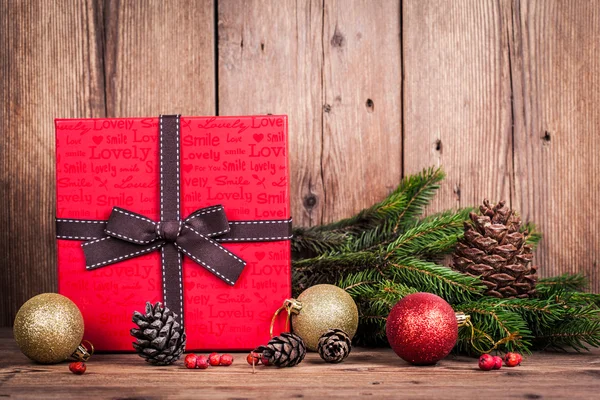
[387,258,484,303]
[522,222,542,249]
[384,209,472,258]
[292,251,380,294]
[537,273,588,293]
[291,227,349,256]
[533,318,600,352]
[312,167,444,234]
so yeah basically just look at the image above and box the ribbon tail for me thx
[82,237,165,270]
[176,225,247,285]
[161,244,185,325]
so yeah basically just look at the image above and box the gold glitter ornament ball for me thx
[292,284,358,351]
[14,293,84,364]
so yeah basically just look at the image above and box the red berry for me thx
[208,352,221,366]
[261,355,271,366]
[69,361,86,375]
[246,352,261,365]
[492,356,503,370]
[478,354,495,371]
[184,354,198,369]
[220,354,234,366]
[504,352,521,367]
[196,355,209,369]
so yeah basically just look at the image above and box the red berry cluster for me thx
[246,352,271,366]
[478,352,523,371]
[184,353,234,369]
[69,362,87,375]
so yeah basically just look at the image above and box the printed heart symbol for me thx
[253,134,264,143]
[255,251,266,260]
[183,164,193,173]
[188,282,195,290]
[92,136,103,145]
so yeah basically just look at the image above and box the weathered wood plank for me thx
[104,0,215,116]
[321,0,402,223]
[1,329,599,399]
[510,1,600,287]
[402,0,513,212]
[217,0,324,227]
[0,0,105,326]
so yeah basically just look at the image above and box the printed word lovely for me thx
[195,115,284,134]
[93,119,135,131]
[89,145,151,161]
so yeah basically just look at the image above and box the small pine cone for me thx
[317,329,351,363]
[254,332,306,367]
[130,302,186,366]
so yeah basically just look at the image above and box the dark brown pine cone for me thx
[452,200,538,298]
[130,302,186,365]
[254,332,306,367]
[317,329,351,363]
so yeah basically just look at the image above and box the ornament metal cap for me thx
[270,298,302,337]
[71,340,94,362]
[455,312,468,327]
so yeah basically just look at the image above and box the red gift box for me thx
[55,115,291,351]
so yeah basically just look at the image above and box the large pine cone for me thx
[452,200,538,298]
[130,302,186,365]
[254,332,306,367]
[317,329,351,363]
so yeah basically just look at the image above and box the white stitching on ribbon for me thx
[114,208,154,224]
[219,235,294,241]
[104,229,154,244]
[57,235,97,240]
[56,219,104,224]
[81,237,110,247]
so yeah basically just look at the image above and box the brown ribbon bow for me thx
[83,205,247,285]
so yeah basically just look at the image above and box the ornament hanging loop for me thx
[70,340,94,362]
[270,298,302,337]
[460,314,520,354]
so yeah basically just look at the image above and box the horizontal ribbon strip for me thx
[56,216,293,243]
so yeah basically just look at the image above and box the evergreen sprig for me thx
[291,167,445,257]
[291,167,600,354]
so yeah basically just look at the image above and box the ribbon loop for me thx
[183,205,230,237]
[105,207,157,244]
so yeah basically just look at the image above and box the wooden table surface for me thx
[1,329,599,399]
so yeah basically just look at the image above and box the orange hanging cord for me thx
[456,312,520,354]
[269,298,302,337]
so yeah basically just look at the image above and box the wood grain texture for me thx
[0,0,105,326]
[217,0,325,227]
[2,0,600,327]
[321,0,402,223]
[104,0,215,117]
[402,0,514,212]
[1,329,599,399]
[510,0,600,288]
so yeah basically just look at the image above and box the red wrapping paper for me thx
[55,115,291,351]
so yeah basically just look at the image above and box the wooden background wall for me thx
[1,0,599,326]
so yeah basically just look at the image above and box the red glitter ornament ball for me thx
[386,292,458,365]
